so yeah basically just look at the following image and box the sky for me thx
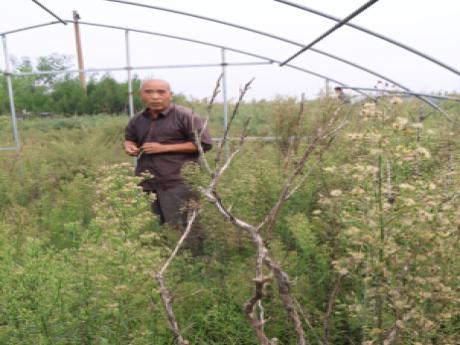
[1,0,459,101]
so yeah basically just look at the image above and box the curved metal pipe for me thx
[0,5,440,112]
[98,0,448,116]
[0,18,373,99]
[341,86,460,102]
[274,0,460,77]
[71,20,373,100]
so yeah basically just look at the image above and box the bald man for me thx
[124,79,212,252]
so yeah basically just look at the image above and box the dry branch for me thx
[194,118,213,176]
[207,72,223,115]
[214,78,255,166]
[256,110,347,234]
[244,275,274,345]
[193,80,347,344]
[200,151,309,344]
[323,273,346,345]
[293,297,323,345]
[155,209,198,345]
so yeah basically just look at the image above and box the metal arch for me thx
[96,0,449,117]
[0,5,445,107]
[280,0,380,66]
[30,0,67,25]
[69,20,373,100]
[341,86,460,103]
[0,19,373,100]
[274,0,460,77]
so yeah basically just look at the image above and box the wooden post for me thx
[73,10,86,93]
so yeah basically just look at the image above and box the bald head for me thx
[140,78,171,92]
[140,79,173,114]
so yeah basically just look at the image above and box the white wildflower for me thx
[330,189,343,197]
[399,183,415,191]
[414,146,431,159]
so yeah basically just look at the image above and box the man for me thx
[124,78,212,250]
[334,86,351,104]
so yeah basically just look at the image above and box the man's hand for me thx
[142,142,168,154]
[142,141,198,154]
[124,140,140,156]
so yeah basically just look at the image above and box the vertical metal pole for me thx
[125,30,134,117]
[325,79,330,97]
[2,34,20,150]
[124,30,137,167]
[221,48,228,157]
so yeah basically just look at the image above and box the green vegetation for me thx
[1,89,460,344]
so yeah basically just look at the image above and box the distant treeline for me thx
[0,54,190,116]
[2,54,459,118]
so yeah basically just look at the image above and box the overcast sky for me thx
[1,0,459,100]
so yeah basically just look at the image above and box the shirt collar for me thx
[142,104,174,119]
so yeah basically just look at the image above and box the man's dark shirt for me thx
[125,104,212,191]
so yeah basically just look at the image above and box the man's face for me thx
[140,80,172,113]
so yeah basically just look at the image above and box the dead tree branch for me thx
[214,78,255,166]
[293,297,324,345]
[194,118,213,176]
[155,209,198,345]
[365,312,412,345]
[244,275,274,345]
[195,81,345,345]
[200,154,308,344]
[257,111,347,234]
[323,273,346,345]
[207,72,223,115]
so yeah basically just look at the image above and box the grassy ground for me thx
[1,97,460,344]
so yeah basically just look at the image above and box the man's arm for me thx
[142,141,198,154]
[124,140,140,156]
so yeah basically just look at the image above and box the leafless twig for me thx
[323,273,346,345]
[194,80,346,345]
[257,111,347,234]
[293,297,323,345]
[207,73,223,115]
[194,118,213,176]
[155,209,198,345]
[214,78,255,166]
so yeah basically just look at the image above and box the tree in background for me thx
[0,54,146,116]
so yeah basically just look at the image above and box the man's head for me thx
[334,86,343,94]
[140,78,173,114]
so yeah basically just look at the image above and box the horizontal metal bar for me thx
[341,86,460,102]
[127,61,273,70]
[0,21,60,36]
[7,61,273,77]
[274,0,460,77]
[280,0,380,66]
